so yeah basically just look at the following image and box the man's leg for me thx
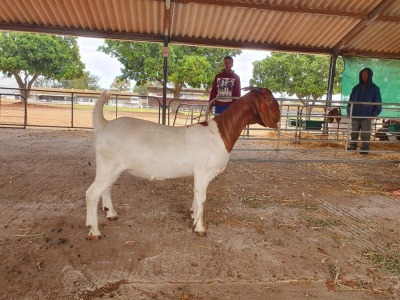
[360,119,372,151]
[348,120,361,150]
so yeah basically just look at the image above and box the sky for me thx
[77,37,270,89]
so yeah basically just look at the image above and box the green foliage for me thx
[363,248,400,275]
[250,53,343,100]
[33,77,59,88]
[133,84,148,96]
[59,71,100,90]
[0,32,85,101]
[34,71,100,90]
[169,55,210,88]
[110,77,132,91]
[98,41,241,98]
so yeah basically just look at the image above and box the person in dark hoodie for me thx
[209,56,241,115]
[347,67,382,154]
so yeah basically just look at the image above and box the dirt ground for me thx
[0,127,400,300]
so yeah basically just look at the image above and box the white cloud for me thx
[77,37,123,89]
[234,50,270,87]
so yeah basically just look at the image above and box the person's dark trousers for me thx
[348,118,372,150]
[215,103,231,115]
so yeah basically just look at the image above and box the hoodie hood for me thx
[359,67,373,85]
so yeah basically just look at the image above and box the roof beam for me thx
[171,35,335,56]
[335,0,396,51]
[0,22,164,43]
[164,0,172,40]
[173,0,368,19]
[172,35,400,60]
[340,49,400,60]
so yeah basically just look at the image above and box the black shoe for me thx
[347,147,356,151]
[360,150,368,155]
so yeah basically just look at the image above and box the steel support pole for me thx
[327,50,339,106]
[162,39,169,125]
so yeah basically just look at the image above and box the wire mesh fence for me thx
[0,87,165,128]
[1,87,399,162]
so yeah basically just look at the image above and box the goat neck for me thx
[214,92,263,153]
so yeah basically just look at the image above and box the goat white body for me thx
[86,89,280,239]
[96,118,229,180]
[327,116,351,139]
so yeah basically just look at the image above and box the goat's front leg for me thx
[101,187,118,221]
[191,198,196,220]
[191,174,212,236]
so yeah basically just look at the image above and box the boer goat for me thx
[86,87,281,240]
[326,107,351,139]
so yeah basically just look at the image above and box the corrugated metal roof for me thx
[0,0,400,59]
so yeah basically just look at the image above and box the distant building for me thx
[0,79,210,109]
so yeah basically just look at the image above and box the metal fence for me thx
[0,87,166,128]
[234,99,400,163]
[1,87,399,163]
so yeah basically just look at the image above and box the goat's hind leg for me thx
[191,173,214,236]
[101,187,118,221]
[86,171,120,239]
[190,198,196,220]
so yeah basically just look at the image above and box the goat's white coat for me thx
[328,117,351,130]
[86,92,229,238]
[96,117,229,180]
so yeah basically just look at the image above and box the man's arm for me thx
[347,86,356,116]
[233,74,241,98]
[373,86,382,116]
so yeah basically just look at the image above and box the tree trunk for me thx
[11,71,38,104]
[168,83,183,114]
[304,96,314,120]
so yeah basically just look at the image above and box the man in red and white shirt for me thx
[209,56,241,115]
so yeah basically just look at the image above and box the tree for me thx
[98,41,241,98]
[110,77,132,91]
[250,53,344,115]
[34,77,60,88]
[0,32,85,102]
[133,84,148,96]
[57,71,100,90]
[34,71,100,90]
[251,53,344,98]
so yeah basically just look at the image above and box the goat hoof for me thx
[86,234,102,241]
[107,216,118,221]
[194,231,207,237]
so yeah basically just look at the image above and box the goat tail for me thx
[93,91,111,130]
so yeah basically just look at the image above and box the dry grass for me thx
[363,248,400,275]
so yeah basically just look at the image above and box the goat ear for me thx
[254,99,278,129]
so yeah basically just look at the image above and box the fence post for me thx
[115,95,118,119]
[23,89,27,128]
[71,92,74,128]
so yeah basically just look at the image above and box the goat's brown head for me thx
[327,107,341,123]
[243,87,280,129]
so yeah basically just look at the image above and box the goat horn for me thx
[242,86,262,93]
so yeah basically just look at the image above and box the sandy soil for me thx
[0,128,399,300]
